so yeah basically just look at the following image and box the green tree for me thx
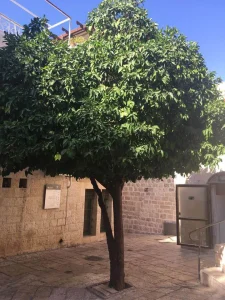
[1,0,225,291]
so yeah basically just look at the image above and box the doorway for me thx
[176,172,225,248]
[176,185,211,247]
[83,189,97,236]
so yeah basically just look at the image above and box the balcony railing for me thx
[0,13,23,35]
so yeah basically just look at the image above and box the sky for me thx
[1,0,225,80]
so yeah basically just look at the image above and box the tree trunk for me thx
[90,178,125,291]
[109,181,125,291]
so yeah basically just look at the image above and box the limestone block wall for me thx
[0,170,177,257]
[0,171,109,257]
[123,178,176,234]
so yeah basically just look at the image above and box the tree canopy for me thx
[0,0,224,183]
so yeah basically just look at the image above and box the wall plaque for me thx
[44,184,61,209]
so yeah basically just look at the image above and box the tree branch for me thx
[90,177,114,242]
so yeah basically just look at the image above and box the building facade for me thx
[0,170,176,257]
[0,171,112,257]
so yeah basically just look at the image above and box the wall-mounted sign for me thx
[44,184,61,209]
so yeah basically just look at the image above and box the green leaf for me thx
[54,153,62,161]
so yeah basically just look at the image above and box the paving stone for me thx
[66,287,101,300]
[0,272,10,284]
[137,291,171,299]
[0,235,223,300]
[0,288,18,300]
[0,260,15,267]
[12,285,38,300]
[48,287,67,299]
[34,287,53,297]
[0,264,33,277]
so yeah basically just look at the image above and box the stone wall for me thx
[123,178,176,234]
[0,171,109,257]
[0,171,177,257]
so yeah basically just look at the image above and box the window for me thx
[2,178,11,188]
[19,179,27,189]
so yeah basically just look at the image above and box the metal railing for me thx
[189,219,225,280]
[0,13,23,35]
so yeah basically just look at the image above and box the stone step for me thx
[201,267,225,294]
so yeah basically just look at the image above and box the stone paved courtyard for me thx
[0,234,224,300]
